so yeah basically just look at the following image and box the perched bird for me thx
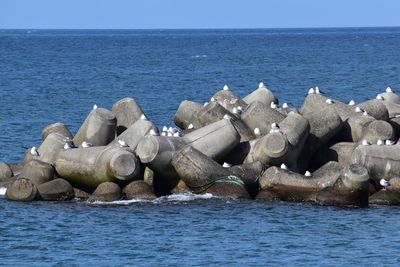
[377,139,384,146]
[30,146,39,157]
[280,163,288,170]
[386,87,394,93]
[308,88,315,94]
[93,104,98,110]
[168,127,178,134]
[315,86,323,94]
[232,107,238,114]
[162,126,168,132]
[355,106,367,115]
[237,106,244,114]
[167,132,173,137]
[270,102,278,109]
[63,141,74,150]
[140,114,147,120]
[187,123,194,130]
[361,140,371,146]
[348,100,355,106]
[325,99,334,105]
[210,97,216,102]
[118,140,128,147]
[81,141,92,148]
[304,171,312,177]
[173,132,180,137]
[376,94,384,100]
[259,82,265,88]
[282,103,289,109]
[271,122,280,132]
[380,178,390,190]
[223,114,231,120]
[222,162,232,168]
[385,139,395,145]
[149,129,158,136]
[223,84,230,91]
[254,128,261,136]
[203,102,209,106]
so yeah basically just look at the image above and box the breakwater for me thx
[1,83,400,207]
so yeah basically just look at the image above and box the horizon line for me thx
[1,25,400,31]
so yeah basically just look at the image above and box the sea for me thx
[0,28,400,266]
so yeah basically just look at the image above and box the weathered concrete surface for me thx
[37,178,74,201]
[369,178,400,205]
[300,94,353,121]
[38,132,67,165]
[19,159,54,185]
[212,88,248,112]
[358,99,389,121]
[42,122,73,141]
[89,182,122,202]
[311,142,359,170]
[112,97,145,135]
[174,100,203,130]
[5,178,38,202]
[0,162,13,181]
[243,83,278,107]
[123,180,156,200]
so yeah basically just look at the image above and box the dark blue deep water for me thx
[1,28,400,266]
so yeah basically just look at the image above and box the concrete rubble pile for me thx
[1,83,400,208]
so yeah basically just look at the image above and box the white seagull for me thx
[64,141,74,150]
[149,129,158,136]
[93,104,98,110]
[315,87,322,94]
[304,171,312,177]
[203,102,209,106]
[386,87,394,93]
[30,146,39,157]
[118,140,128,147]
[223,84,230,91]
[140,114,147,120]
[270,122,280,132]
[173,132,180,137]
[259,82,265,88]
[254,128,261,136]
[223,114,232,120]
[385,139,395,145]
[348,100,355,106]
[377,139,384,146]
[380,178,390,190]
[308,88,315,94]
[282,103,289,109]
[326,99,334,105]
[162,126,168,132]
[187,123,194,129]
[237,106,244,114]
[222,162,232,168]
[232,107,238,114]
[270,102,278,109]
[81,141,93,148]
[361,140,371,146]
[376,94,384,100]
[161,132,167,136]
[280,163,288,170]
[210,97,216,102]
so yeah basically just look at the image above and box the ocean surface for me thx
[1,28,400,266]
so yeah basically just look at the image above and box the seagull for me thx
[386,87,394,93]
[222,162,232,168]
[280,163,288,170]
[149,129,158,136]
[63,141,74,150]
[187,123,194,129]
[259,82,265,88]
[348,100,355,106]
[223,84,230,91]
[140,114,147,120]
[167,132,173,137]
[380,178,390,190]
[270,102,278,109]
[223,114,232,120]
[385,139,395,145]
[161,132,167,136]
[377,139,384,146]
[355,106,367,115]
[361,140,371,146]
[315,87,323,94]
[237,106,244,114]
[308,88,315,94]
[162,126,168,132]
[326,99,334,105]
[254,127,261,136]
[93,104,98,110]
[203,102,209,106]
[282,103,289,109]
[232,107,238,114]
[118,140,128,147]
[173,132,180,137]
[271,122,280,132]
[30,146,39,157]
[304,171,312,177]
[210,97,216,102]
[376,94,384,100]
[81,141,92,148]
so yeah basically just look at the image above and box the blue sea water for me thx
[1,28,400,266]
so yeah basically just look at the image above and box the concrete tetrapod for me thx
[360,120,395,144]
[73,108,116,147]
[37,178,74,201]
[358,99,389,121]
[243,83,278,107]
[55,146,141,191]
[6,178,38,202]
[112,97,145,135]
[41,122,73,141]
[194,101,254,142]
[19,159,54,185]
[381,92,400,105]
[38,132,68,165]
[351,145,400,182]
[212,88,248,112]
[171,145,251,199]
[311,142,359,170]
[89,182,122,202]
[241,101,286,136]
[108,119,157,152]
[369,177,400,205]
[174,100,203,130]
[123,180,156,200]
[0,162,13,181]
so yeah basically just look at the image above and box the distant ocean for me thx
[1,28,400,266]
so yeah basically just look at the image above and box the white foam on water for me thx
[191,55,207,58]
[157,193,215,202]
[88,198,152,205]
[0,187,7,196]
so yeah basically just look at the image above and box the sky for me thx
[0,0,399,29]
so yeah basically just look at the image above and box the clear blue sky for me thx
[1,0,399,29]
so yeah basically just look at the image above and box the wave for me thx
[191,55,207,58]
[0,187,7,196]
[88,193,216,205]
